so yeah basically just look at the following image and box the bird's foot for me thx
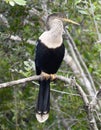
[41,72,50,80]
[41,72,56,80]
[50,74,56,80]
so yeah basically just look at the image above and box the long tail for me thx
[36,79,50,123]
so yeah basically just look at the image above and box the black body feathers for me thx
[35,39,65,123]
[35,40,65,74]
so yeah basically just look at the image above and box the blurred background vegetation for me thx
[0,0,101,129]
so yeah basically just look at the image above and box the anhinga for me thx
[35,13,79,123]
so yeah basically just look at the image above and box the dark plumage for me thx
[35,39,64,122]
[35,40,65,74]
[35,13,79,123]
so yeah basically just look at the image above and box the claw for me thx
[41,72,56,80]
[50,74,56,80]
[41,72,50,80]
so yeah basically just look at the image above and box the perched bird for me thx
[35,13,79,123]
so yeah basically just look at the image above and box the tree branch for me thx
[65,28,96,92]
[64,28,96,97]
[0,75,71,89]
[0,74,99,129]
[10,35,36,45]
[75,82,98,130]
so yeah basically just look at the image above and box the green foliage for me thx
[5,0,26,6]
[0,0,101,129]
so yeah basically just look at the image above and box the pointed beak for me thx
[61,18,80,25]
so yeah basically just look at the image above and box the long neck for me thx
[49,21,64,37]
[39,20,64,48]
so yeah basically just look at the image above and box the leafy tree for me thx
[0,0,101,129]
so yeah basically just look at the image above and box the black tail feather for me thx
[36,79,50,123]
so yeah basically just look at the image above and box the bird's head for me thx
[46,13,79,30]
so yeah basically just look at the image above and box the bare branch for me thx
[89,0,101,41]
[0,75,71,89]
[95,40,101,44]
[0,75,40,88]
[90,89,101,108]
[10,35,22,41]
[75,82,98,130]
[10,35,36,45]
[65,28,96,92]
[64,29,96,97]
[0,74,99,129]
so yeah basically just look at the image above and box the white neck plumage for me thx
[39,19,64,49]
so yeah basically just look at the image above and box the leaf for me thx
[98,0,101,4]
[5,0,9,3]
[75,0,82,5]
[24,61,30,67]
[14,0,26,6]
[78,10,88,15]
[9,0,15,6]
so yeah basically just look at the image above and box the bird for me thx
[35,13,79,123]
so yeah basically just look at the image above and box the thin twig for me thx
[75,82,98,130]
[89,0,100,41]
